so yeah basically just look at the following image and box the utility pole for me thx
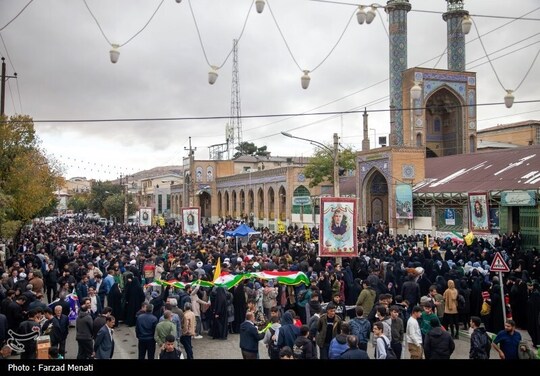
[1,58,5,117]
[333,132,340,197]
[184,137,197,206]
[1,57,17,117]
[124,176,129,224]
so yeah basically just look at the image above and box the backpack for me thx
[380,337,397,359]
[292,343,305,359]
[267,328,280,359]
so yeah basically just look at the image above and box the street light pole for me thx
[124,182,128,224]
[281,131,340,197]
[333,132,340,197]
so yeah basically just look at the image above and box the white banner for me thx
[139,208,152,226]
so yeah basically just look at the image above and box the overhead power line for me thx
[16,99,540,124]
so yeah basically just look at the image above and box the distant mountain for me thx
[107,165,183,183]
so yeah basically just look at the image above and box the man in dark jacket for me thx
[316,303,342,359]
[51,305,69,357]
[239,311,265,359]
[136,303,158,359]
[293,325,316,359]
[339,335,370,359]
[469,316,491,359]
[17,309,41,359]
[277,311,300,350]
[424,317,455,359]
[75,297,94,359]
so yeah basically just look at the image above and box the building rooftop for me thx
[477,119,540,133]
[414,145,540,193]
[477,140,519,150]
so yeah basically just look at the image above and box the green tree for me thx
[3,148,63,220]
[233,142,271,158]
[68,193,90,213]
[0,115,64,234]
[88,181,123,215]
[102,193,138,222]
[303,146,356,188]
[0,114,36,180]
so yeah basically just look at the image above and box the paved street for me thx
[59,323,532,360]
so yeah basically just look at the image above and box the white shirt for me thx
[405,316,422,346]
[89,295,98,314]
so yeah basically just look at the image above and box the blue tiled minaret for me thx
[386,0,411,146]
[443,0,469,72]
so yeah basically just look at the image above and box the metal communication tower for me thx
[227,39,242,159]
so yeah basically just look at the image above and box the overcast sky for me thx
[1,0,539,181]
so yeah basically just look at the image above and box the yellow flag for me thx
[464,232,474,246]
[213,257,221,283]
[425,234,429,248]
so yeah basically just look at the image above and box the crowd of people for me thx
[0,216,539,360]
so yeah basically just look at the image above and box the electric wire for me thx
[82,0,165,48]
[267,0,357,73]
[472,16,540,93]
[0,33,23,113]
[0,0,34,32]
[188,0,254,70]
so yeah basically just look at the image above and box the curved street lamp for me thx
[280,131,340,197]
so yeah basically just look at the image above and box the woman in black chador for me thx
[123,275,145,326]
[107,282,123,326]
[232,282,247,334]
[209,286,229,339]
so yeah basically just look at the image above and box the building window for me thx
[158,194,162,214]
[166,194,171,211]
[433,117,441,133]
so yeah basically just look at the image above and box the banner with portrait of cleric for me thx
[139,208,153,227]
[468,192,490,233]
[182,207,201,236]
[319,197,357,258]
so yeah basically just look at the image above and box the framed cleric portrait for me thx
[181,207,201,236]
[468,192,490,233]
[319,197,357,258]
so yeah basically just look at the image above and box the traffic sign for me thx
[490,252,510,272]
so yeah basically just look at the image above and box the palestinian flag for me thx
[250,271,310,286]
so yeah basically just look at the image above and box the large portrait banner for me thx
[319,197,357,258]
[139,208,153,227]
[468,192,490,233]
[395,184,413,219]
[181,207,201,236]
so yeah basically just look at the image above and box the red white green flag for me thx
[149,271,309,291]
[250,271,310,286]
